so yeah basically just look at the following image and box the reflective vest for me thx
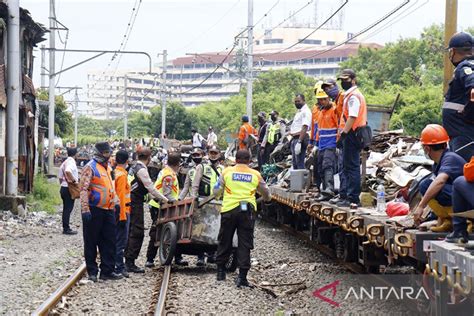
[316,103,338,150]
[203,164,223,195]
[338,87,367,132]
[267,122,280,145]
[115,166,131,220]
[87,160,115,210]
[149,166,179,208]
[221,164,262,213]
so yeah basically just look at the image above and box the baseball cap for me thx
[337,69,356,80]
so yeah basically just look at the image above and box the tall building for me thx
[86,28,381,120]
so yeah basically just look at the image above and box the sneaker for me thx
[445,231,469,244]
[119,270,130,278]
[99,272,124,281]
[126,262,145,273]
[88,275,98,282]
[329,195,345,204]
[63,229,78,235]
[235,277,253,288]
[196,257,205,267]
[145,261,155,268]
[175,258,189,266]
[336,200,351,208]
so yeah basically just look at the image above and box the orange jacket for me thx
[334,90,344,121]
[115,166,131,220]
[316,104,339,150]
[238,123,257,150]
[310,104,321,144]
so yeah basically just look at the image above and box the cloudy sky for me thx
[21,0,474,105]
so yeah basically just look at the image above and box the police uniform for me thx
[214,164,270,283]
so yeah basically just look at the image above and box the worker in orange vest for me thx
[238,115,257,151]
[309,82,322,187]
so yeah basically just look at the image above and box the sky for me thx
[21,0,474,107]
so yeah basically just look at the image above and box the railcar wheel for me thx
[225,248,238,272]
[159,222,178,266]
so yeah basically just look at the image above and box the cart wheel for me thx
[159,222,178,266]
[225,248,238,272]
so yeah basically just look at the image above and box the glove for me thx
[82,211,92,223]
[294,141,302,155]
[336,132,347,149]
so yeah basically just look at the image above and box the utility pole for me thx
[123,75,128,140]
[40,45,46,89]
[6,0,20,195]
[74,88,79,146]
[246,0,253,124]
[48,0,56,174]
[106,97,109,121]
[161,49,167,139]
[443,0,458,93]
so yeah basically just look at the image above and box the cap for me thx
[242,115,249,122]
[337,69,356,80]
[191,128,197,133]
[270,110,279,116]
[208,126,213,130]
[208,145,220,154]
[321,78,337,88]
[258,111,266,119]
[191,148,203,156]
[447,32,473,49]
[95,141,111,153]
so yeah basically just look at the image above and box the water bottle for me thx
[376,181,386,213]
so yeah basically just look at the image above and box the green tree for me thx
[149,102,193,140]
[37,89,73,138]
[115,111,152,138]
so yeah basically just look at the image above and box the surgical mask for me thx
[192,157,202,164]
[341,81,352,91]
[294,102,303,109]
[210,158,219,164]
[326,86,339,100]
[448,50,461,66]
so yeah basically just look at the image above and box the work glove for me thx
[336,132,347,149]
[294,141,302,155]
[82,211,92,223]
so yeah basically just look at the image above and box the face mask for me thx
[270,115,277,122]
[192,157,202,164]
[258,118,265,125]
[294,102,303,109]
[210,158,219,164]
[449,50,460,66]
[341,81,352,91]
[327,86,339,100]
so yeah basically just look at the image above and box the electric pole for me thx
[161,49,167,139]
[6,0,20,195]
[246,0,253,124]
[123,75,128,140]
[48,0,56,174]
[74,88,79,146]
[443,0,458,93]
[40,45,46,89]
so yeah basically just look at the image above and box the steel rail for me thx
[32,262,87,316]
[154,265,171,316]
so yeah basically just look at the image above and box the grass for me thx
[26,175,62,214]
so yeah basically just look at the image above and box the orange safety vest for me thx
[87,160,115,210]
[115,166,131,220]
[334,90,344,121]
[338,87,367,132]
[316,104,339,150]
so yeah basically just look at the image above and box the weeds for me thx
[26,175,61,214]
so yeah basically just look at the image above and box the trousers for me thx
[290,137,308,170]
[452,176,474,233]
[82,206,116,276]
[450,135,474,163]
[216,206,255,271]
[60,186,75,231]
[124,199,145,262]
[419,178,453,206]
[146,206,159,262]
[342,132,361,203]
[115,210,130,273]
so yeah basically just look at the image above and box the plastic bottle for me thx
[376,181,387,213]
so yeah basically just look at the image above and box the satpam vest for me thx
[221,165,261,213]
[87,160,115,210]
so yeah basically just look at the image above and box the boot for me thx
[445,230,469,244]
[316,170,335,202]
[428,200,453,233]
[216,265,226,281]
[235,269,252,288]
[126,260,145,273]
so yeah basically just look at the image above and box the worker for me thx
[309,88,339,201]
[203,146,224,197]
[58,147,79,235]
[309,82,323,187]
[442,32,474,162]
[414,124,466,232]
[214,150,271,287]
[114,150,131,278]
[261,110,286,164]
[146,152,181,267]
[79,142,122,281]
[238,115,257,151]
[446,158,474,243]
[180,148,204,200]
[290,94,312,170]
[257,111,269,170]
[192,128,206,149]
[333,69,368,207]
[321,78,344,119]
[207,126,218,148]
[125,147,168,273]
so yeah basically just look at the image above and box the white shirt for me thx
[290,104,312,134]
[192,133,204,147]
[207,131,217,146]
[58,157,78,187]
[345,86,361,118]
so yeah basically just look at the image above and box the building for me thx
[86,28,381,120]
[0,2,46,195]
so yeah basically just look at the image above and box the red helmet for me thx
[420,124,450,145]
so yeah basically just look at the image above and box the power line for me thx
[253,0,281,28]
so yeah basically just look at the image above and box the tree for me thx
[37,89,73,138]
[149,102,193,140]
[115,111,152,138]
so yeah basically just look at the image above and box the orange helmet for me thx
[464,157,474,182]
[420,124,450,145]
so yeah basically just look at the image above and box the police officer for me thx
[261,110,286,164]
[214,150,271,287]
[442,31,474,162]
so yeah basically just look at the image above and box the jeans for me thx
[82,206,116,277]
[337,147,347,198]
[115,211,130,273]
[342,132,361,203]
[450,135,474,163]
[290,137,308,170]
[60,186,75,231]
[452,176,474,233]
[418,178,453,206]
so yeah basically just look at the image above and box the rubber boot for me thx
[428,200,453,232]
[216,265,226,281]
[235,269,252,288]
[316,170,335,202]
